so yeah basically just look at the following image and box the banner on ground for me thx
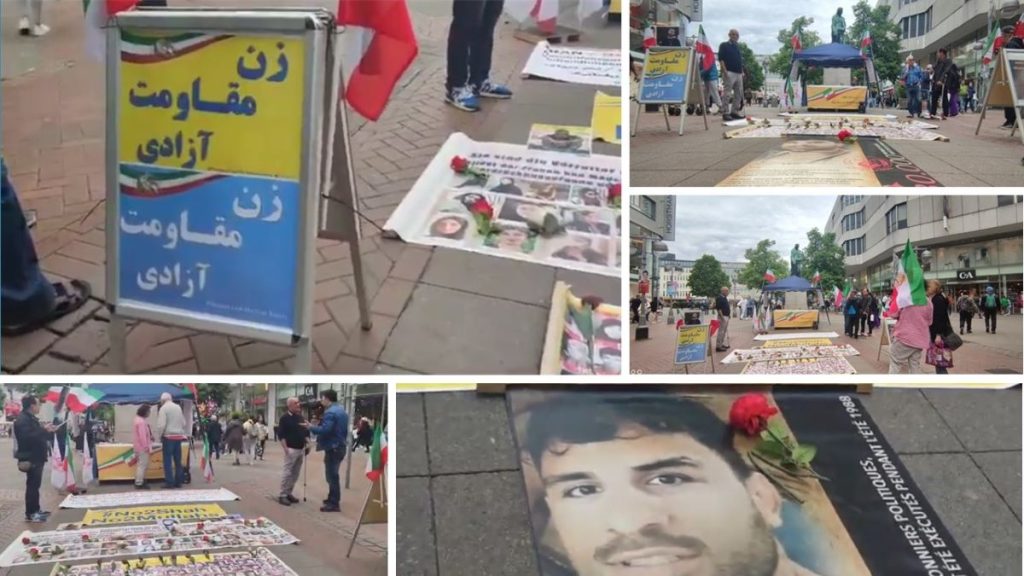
[77,504,227,527]
[541,282,621,375]
[721,344,859,364]
[47,547,297,576]
[718,137,941,187]
[384,133,620,277]
[508,389,975,575]
[522,41,620,87]
[0,517,296,567]
[60,488,240,509]
[741,355,857,374]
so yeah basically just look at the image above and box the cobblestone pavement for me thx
[630,312,1023,375]
[0,437,385,576]
[631,103,1024,187]
[397,387,1022,576]
[1,0,621,375]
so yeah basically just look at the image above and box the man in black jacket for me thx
[14,395,57,523]
[929,48,953,119]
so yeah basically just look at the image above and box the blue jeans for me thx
[906,84,921,117]
[323,447,344,506]
[162,438,184,487]
[1,160,56,327]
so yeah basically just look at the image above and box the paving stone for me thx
[421,248,556,306]
[370,278,416,317]
[900,453,1023,576]
[397,477,437,576]
[190,333,240,374]
[23,354,87,375]
[127,338,194,374]
[971,451,1022,519]
[388,245,433,281]
[396,394,428,477]
[45,299,101,335]
[1,329,59,373]
[861,388,963,453]
[234,341,297,368]
[425,392,519,475]
[923,389,1022,451]
[433,472,538,576]
[380,284,547,374]
[342,313,398,361]
[50,319,110,364]
[313,320,348,368]
[326,354,376,375]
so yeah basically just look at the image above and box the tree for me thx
[0,385,6,408]
[768,17,823,85]
[802,228,847,292]
[847,1,902,85]
[738,239,789,289]
[738,42,764,92]
[194,384,233,407]
[688,255,732,299]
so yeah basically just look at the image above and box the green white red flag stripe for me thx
[885,239,928,316]
[982,25,999,66]
[696,26,716,72]
[365,423,387,482]
[43,386,104,413]
[763,269,777,283]
[84,0,139,61]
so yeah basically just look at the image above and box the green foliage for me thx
[194,384,233,406]
[738,240,788,289]
[847,1,902,84]
[768,17,823,85]
[687,255,732,299]
[802,228,847,292]
[738,42,764,92]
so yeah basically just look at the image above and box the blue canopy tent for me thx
[759,276,830,329]
[787,43,879,111]
[88,384,191,405]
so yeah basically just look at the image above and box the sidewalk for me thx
[0,437,386,576]
[631,104,1024,187]
[630,313,1024,375]
[0,0,621,375]
[396,387,1022,575]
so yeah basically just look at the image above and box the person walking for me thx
[156,393,186,489]
[714,286,731,352]
[956,290,977,334]
[17,0,48,37]
[206,415,222,460]
[888,295,934,374]
[255,415,269,461]
[277,398,309,506]
[13,395,57,523]
[718,29,745,122]
[132,404,154,489]
[444,0,512,112]
[980,286,1001,333]
[928,280,953,375]
[242,415,256,466]
[858,289,875,336]
[224,414,245,466]
[1000,292,1011,316]
[701,58,723,115]
[844,290,862,339]
[302,390,349,513]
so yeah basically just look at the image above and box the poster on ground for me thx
[637,47,690,104]
[384,133,621,277]
[47,547,298,576]
[521,41,620,87]
[717,137,942,187]
[76,504,228,527]
[741,355,857,375]
[0,517,296,567]
[722,344,859,364]
[507,388,975,576]
[541,282,621,375]
[60,488,240,509]
[113,29,311,337]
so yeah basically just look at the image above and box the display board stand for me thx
[976,49,1024,148]
[346,397,387,558]
[632,47,707,136]
[104,8,370,374]
[673,323,715,374]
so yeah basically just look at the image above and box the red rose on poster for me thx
[607,183,621,208]
[837,129,856,143]
[469,198,493,220]
[21,537,31,545]
[82,534,90,542]
[450,156,470,173]
[729,394,779,436]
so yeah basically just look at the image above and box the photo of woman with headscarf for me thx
[489,176,523,196]
[550,235,607,265]
[427,214,469,241]
[484,223,536,254]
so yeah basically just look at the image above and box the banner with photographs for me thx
[71,504,229,527]
[541,282,621,375]
[1,517,296,567]
[60,488,240,509]
[48,547,297,576]
[384,133,620,277]
[508,388,975,576]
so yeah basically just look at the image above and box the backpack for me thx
[984,294,997,309]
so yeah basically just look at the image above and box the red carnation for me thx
[729,394,779,436]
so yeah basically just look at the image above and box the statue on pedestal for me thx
[831,8,846,44]
[790,244,804,277]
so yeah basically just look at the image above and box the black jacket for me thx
[14,412,49,464]
[931,58,952,87]
[930,293,952,340]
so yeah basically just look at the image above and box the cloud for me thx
[666,195,837,262]
[696,1,861,54]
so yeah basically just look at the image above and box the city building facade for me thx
[231,383,387,432]
[657,257,760,301]
[826,194,1023,298]
[630,195,677,296]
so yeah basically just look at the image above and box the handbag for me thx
[941,330,963,351]
[925,341,954,368]
[17,460,32,473]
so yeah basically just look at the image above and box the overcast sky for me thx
[666,196,837,262]
[696,1,862,55]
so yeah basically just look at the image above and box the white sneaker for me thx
[31,24,50,37]
[19,17,30,35]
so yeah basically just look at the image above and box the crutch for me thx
[302,444,308,503]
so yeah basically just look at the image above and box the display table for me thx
[773,309,820,329]
[96,442,190,482]
[807,85,867,111]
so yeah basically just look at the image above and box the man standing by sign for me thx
[302,390,349,512]
[715,286,731,352]
[156,393,187,489]
[277,397,309,507]
[718,29,745,122]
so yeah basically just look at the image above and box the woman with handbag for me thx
[927,280,956,374]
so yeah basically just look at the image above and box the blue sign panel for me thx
[118,165,299,330]
[673,324,709,365]
[639,48,689,104]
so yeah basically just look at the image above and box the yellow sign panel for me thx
[96,443,190,482]
[807,85,867,111]
[396,383,477,392]
[119,32,305,179]
[676,325,708,345]
[761,337,834,348]
[82,503,227,526]
[773,309,820,329]
[591,91,621,145]
[645,48,689,77]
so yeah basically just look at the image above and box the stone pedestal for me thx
[823,67,851,86]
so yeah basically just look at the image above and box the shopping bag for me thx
[925,342,954,368]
